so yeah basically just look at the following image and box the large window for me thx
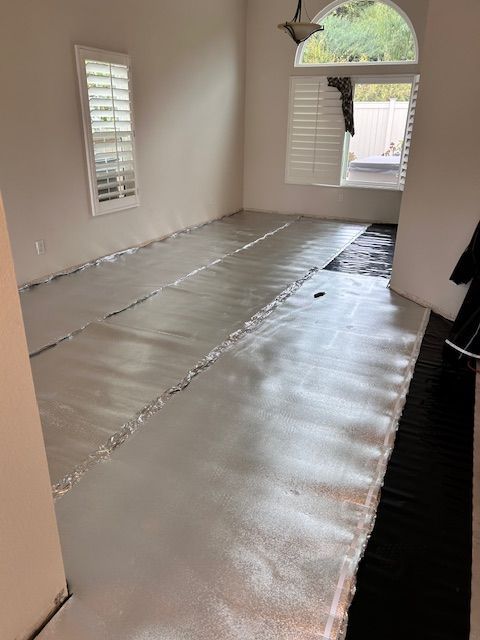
[296,0,418,67]
[285,75,419,190]
[75,46,139,217]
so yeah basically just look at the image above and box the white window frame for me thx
[340,74,419,191]
[294,0,419,68]
[75,45,140,217]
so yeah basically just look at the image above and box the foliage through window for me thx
[297,1,417,66]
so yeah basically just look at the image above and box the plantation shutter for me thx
[399,75,420,190]
[76,47,139,216]
[285,76,345,186]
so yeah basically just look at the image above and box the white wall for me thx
[243,0,429,223]
[0,0,247,285]
[0,195,67,640]
[391,0,480,319]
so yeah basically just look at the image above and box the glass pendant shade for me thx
[277,22,323,44]
[278,0,324,45]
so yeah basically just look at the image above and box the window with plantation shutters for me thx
[75,46,139,216]
[285,76,345,187]
[286,74,420,191]
[399,75,420,190]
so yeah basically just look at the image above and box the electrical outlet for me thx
[338,191,344,202]
[35,240,46,256]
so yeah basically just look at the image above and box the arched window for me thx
[295,0,418,67]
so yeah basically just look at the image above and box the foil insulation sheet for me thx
[346,313,475,640]
[38,271,428,640]
[30,216,366,489]
[21,211,299,355]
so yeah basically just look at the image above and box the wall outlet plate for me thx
[35,240,46,256]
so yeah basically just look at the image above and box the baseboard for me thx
[27,587,70,640]
[19,209,243,291]
[243,207,398,226]
[389,284,455,321]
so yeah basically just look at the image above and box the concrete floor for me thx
[25,213,428,639]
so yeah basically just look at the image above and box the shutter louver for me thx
[286,77,345,187]
[399,75,420,190]
[76,47,139,216]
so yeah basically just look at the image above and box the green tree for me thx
[354,83,411,101]
[302,1,415,64]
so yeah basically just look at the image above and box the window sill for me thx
[285,179,403,193]
[341,180,403,192]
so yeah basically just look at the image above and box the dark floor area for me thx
[325,223,397,278]
[331,225,475,640]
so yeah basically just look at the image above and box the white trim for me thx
[340,180,402,192]
[75,45,140,217]
[352,74,417,85]
[244,208,399,225]
[389,285,455,321]
[398,74,420,190]
[294,0,419,68]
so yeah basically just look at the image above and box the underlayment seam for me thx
[19,210,242,292]
[327,307,431,640]
[29,219,300,357]
[52,266,319,499]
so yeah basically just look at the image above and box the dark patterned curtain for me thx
[328,77,355,136]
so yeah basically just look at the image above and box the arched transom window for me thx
[296,0,418,67]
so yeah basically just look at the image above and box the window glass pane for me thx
[344,82,411,187]
[301,1,416,65]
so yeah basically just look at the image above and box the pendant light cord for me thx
[292,0,302,22]
[292,0,312,23]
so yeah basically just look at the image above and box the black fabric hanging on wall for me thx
[446,220,480,359]
[328,77,355,136]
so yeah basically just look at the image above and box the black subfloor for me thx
[325,223,397,278]
[328,225,475,640]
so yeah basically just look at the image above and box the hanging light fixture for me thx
[278,0,324,45]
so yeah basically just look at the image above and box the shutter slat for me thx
[98,187,136,202]
[96,162,135,177]
[88,87,129,100]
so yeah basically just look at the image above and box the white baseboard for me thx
[244,207,397,226]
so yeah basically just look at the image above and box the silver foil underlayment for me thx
[37,270,428,640]
[28,214,367,490]
[21,211,300,356]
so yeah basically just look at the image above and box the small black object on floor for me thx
[325,223,397,278]
[325,224,474,640]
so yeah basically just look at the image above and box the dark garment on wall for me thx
[327,77,355,136]
[446,221,480,359]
